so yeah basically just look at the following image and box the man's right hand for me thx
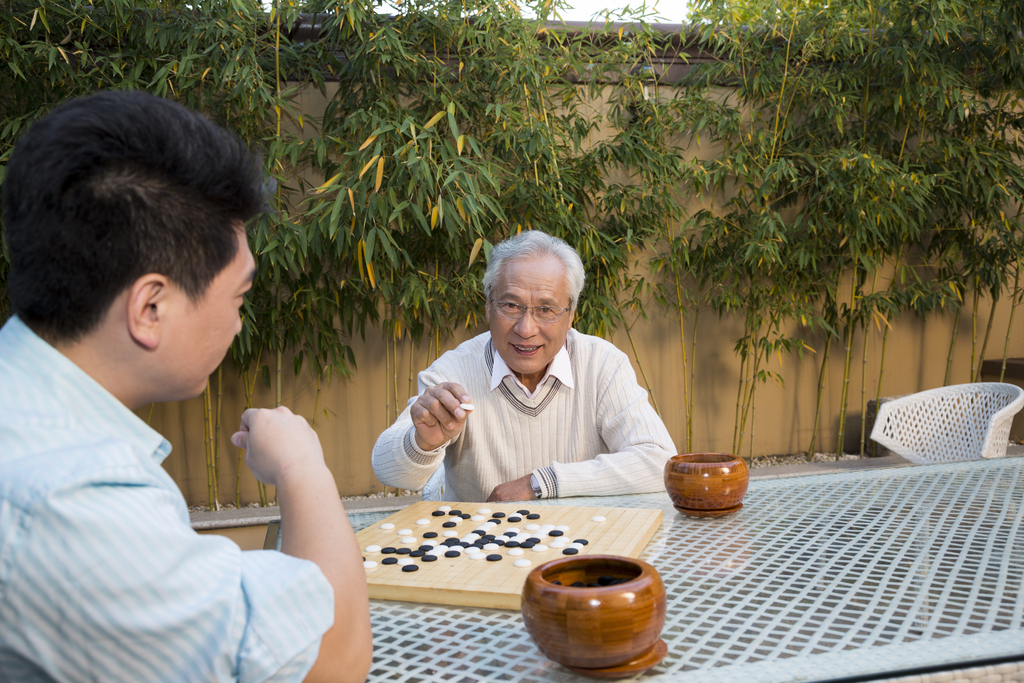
[410,382,472,451]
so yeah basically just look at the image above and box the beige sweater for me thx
[371,329,677,502]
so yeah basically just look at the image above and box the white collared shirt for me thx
[490,340,575,399]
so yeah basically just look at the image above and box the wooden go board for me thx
[356,501,663,610]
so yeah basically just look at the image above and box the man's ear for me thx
[126,274,170,351]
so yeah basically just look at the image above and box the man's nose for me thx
[513,309,539,336]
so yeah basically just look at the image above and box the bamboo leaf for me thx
[468,238,483,268]
[423,111,445,129]
[359,155,379,179]
[374,157,384,192]
[359,134,378,151]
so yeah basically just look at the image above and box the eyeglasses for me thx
[489,299,571,324]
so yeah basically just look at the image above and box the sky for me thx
[545,0,690,23]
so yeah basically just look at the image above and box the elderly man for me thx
[372,231,676,502]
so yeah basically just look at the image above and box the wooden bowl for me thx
[664,453,749,516]
[521,555,667,676]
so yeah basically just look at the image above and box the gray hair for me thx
[482,231,586,310]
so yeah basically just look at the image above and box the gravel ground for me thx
[749,452,870,468]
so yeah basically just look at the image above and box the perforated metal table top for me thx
[347,459,1024,682]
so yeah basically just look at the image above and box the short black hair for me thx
[2,90,266,343]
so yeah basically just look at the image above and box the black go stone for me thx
[418,545,434,551]
[571,581,585,587]
[562,548,579,555]
[483,535,497,541]
[587,583,600,587]
[423,532,438,538]
[487,519,502,524]
[382,557,398,565]
[431,511,447,517]
[574,539,590,545]
[486,554,502,562]
[598,575,617,586]
[402,565,419,573]
[548,530,564,537]
[459,542,472,548]
[410,550,425,558]
[396,548,412,555]
[381,547,397,554]
[448,510,463,516]
[442,522,456,528]
[505,541,521,548]
[517,510,531,515]
[445,551,461,558]
[459,514,471,519]
[504,531,517,537]
[492,512,506,518]
[422,555,438,562]
[526,514,540,520]
[493,540,506,546]
[508,516,522,523]
[551,580,562,585]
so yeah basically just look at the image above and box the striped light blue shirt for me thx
[0,317,333,683]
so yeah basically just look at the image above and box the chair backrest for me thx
[870,382,1024,464]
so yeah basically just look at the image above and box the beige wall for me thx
[147,286,1024,507]
[145,83,1024,507]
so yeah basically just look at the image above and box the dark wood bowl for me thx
[664,453,749,515]
[521,555,667,673]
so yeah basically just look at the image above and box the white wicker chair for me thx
[870,382,1024,464]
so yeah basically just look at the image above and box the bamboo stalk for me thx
[999,260,1021,382]
[625,323,661,416]
[688,309,699,452]
[212,366,222,507]
[836,269,857,458]
[408,332,415,400]
[312,370,322,429]
[859,270,879,456]
[974,297,997,382]
[970,286,980,382]
[203,380,215,511]
[807,334,833,460]
[944,307,961,386]
[674,273,691,445]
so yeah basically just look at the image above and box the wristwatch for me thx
[530,474,542,499]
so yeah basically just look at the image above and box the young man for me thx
[0,91,371,682]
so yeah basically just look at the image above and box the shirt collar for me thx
[489,338,575,397]
[0,316,172,464]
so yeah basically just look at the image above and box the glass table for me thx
[333,458,1024,682]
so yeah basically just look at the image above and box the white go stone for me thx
[555,525,571,532]
[483,543,499,551]
[540,524,555,531]
[443,530,459,537]
[438,505,452,512]
[380,523,395,530]
[469,552,487,560]
[422,540,438,547]
[549,540,567,548]
[532,544,549,552]
[471,515,485,522]
[591,515,607,523]
[416,519,430,526]
[460,403,475,411]
[397,529,413,536]
[477,508,492,515]
[363,560,378,569]
[397,558,414,566]
[506,527,520,534]
[401,536,417,544]
[364,545,382,553]
[514,559,532,568]
[507,548,525,556]
[567,543,584,551]
[525,524,540,531]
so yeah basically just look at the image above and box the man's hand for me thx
[410,382,471,451]
[486,473,536,502]
[232,407,325,486]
